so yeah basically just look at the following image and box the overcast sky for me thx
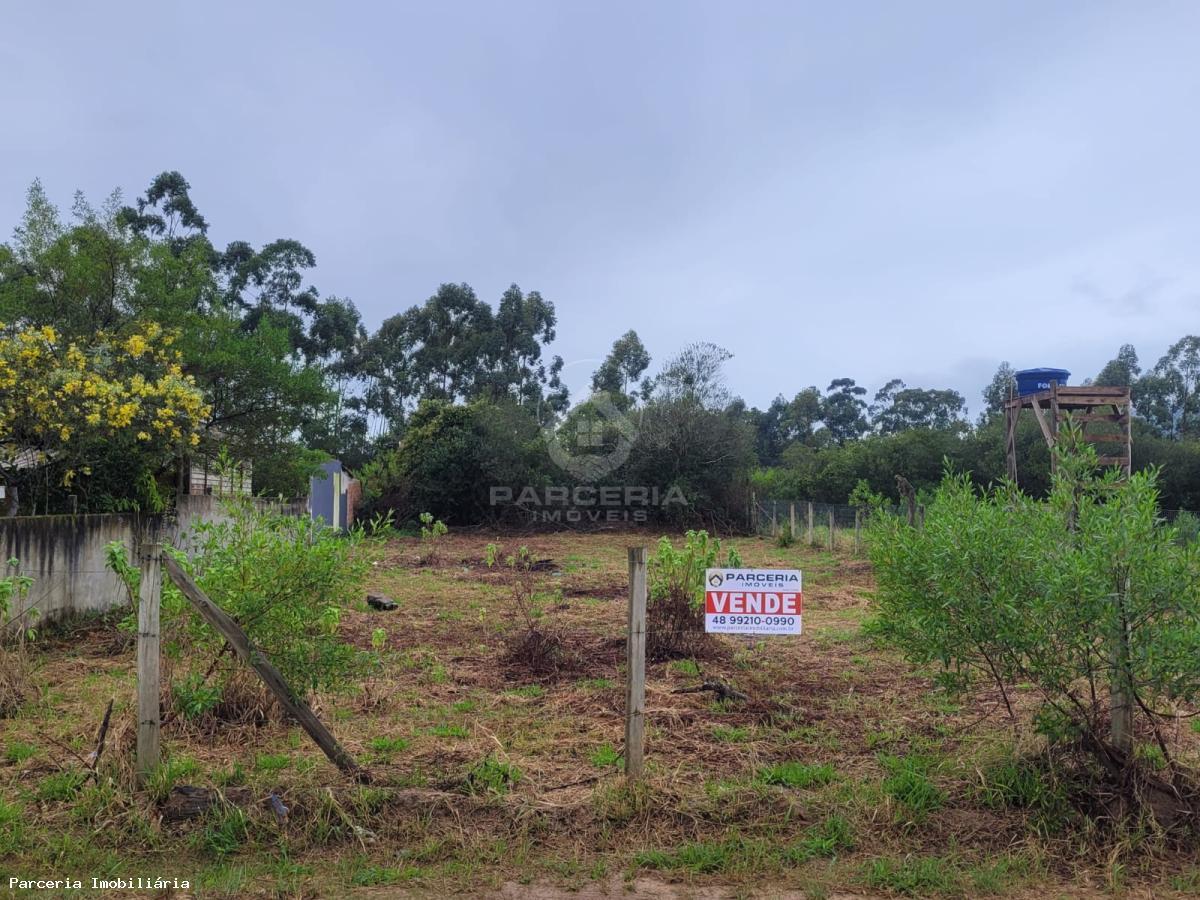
[4,1,1199,416]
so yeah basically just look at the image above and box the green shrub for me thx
[647,531,741,657]
[161,499,371,703]
[417,512,448,564]
[868,433,1200,776]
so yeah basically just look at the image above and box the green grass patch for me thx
[4,741,37,765]
[784,815,855,861]
[670,659,701,677]
[0,800,25,855]
[254,753,292,773]
[37,770,88,802]
[428,723,469,739]
[588,743,624,770]
[879,753,945,819]
[758,761,836,788]
[463,755,521,795]
[507,685,545,698]
[369,736,410,755]
[636,837,772,875]
[576,678,614,690]
[712,725,751,743]
[863,855,959,895]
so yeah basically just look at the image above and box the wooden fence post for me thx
[806,502,814,546]
[854,508,862,555]
[625,547,647,780]
[828,509,835,552]
[136,517,163,785]
[789,503,796,538]
[771,501,778,537]
[750,491,758,533]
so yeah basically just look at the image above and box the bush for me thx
[0,559,36,717]
[159,499,371,716]
[869,434,1200,797]
[647,531,741,659]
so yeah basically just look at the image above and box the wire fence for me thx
[748,498,902,553]
[751,498,1200,549]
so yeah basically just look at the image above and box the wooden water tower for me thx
[1004,376,1132,481]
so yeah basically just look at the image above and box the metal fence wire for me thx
[750,498,908,551]
[751,498,1200,547]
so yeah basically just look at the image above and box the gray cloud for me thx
[3,0,1199,408]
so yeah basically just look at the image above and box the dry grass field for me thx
[3,529,1200,897]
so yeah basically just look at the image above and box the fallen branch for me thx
[672,680,749,702]
[85,698,115,778]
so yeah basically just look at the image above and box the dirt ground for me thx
[3,529,1200,897]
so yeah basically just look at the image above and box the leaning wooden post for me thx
[136,516,163,785]
[806,502,814,546]
[827,509,835,552]
[625,547,647,781]
[854,508,862,555]
[771,501,778,537]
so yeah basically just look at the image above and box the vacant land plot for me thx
[3,530,1200,897]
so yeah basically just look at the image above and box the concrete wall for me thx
[1,514,133,626]
[1,496,307,626]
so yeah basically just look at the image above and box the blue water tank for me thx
[1014,368,1070,397]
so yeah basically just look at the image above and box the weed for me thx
[200,804,250,859]
[976,754,1070,836]
[508,685,545,698]
[254,753,292,773]
[968,853,1036,893]
[785,815,855,862]
[713,725,751,743]
[670,658,701,677]
[172,674,223,720]
[37,770,87,802]
[369,736,410,755]
[577,678,615,690]
[879,753,945,819]
[463,755,521,795]
[758,761,836,788]
[4,740,36,764]
[636,837,772,875]
[146,755,201,803]
[863,856,959,895]
[589,743,624,770]
[428,723,469,739]
[214,763,247,787]
[0,799,24,855]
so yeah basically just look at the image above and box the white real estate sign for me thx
[704,567,803,635]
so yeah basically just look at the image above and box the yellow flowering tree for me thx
[0,322,210,511]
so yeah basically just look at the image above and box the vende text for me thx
[705,592,801,615]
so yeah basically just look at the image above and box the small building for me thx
[186,456,253,496]
[310,460,357,531]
